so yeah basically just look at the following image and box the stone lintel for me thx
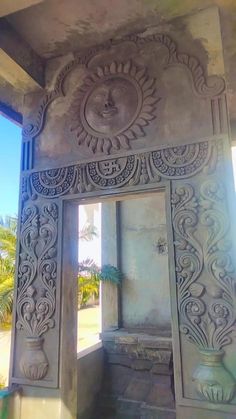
[0,19,44,91]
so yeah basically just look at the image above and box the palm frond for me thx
[79,223,98,242]
[0,215,16,325]
[0,288,14,323]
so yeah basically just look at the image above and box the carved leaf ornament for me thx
[15,203,58,380]
[69,60,158,154]
[16,203,58,338]
[172,179,236,403]
[172,180,236,352]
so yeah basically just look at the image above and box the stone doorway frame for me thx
[9,134,236,418]
[61,183,177,417]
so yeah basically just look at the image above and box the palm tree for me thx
[0,215,122,321]
[78,258,122,308]
[0,216,17,326]
[0,216,98,324]
[79,222,98,242]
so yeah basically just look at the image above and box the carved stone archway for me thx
[9,25,236,419]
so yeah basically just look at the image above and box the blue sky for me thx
[0,115,21,218]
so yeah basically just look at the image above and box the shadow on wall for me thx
[77,345,104,419]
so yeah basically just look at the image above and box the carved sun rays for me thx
[69,60,159,154]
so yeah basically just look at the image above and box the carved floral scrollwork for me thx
[172,180,236,403]
[199,179,236,349]
[171,184,205,346]
[124,33,225,98]
[16,203,58,380]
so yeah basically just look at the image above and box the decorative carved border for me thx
[15,134,236,403]
[25,140,219,200]
[13,202,59,384]
[22,33,225,146]
[172,179,236,403]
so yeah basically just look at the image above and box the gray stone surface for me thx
[6,6,236,419]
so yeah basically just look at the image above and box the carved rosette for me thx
[171,179,236,403]
[69,60,158,154]
[16,203,58,380]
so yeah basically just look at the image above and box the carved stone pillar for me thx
[171,156,236,417]
[9,183,78,418]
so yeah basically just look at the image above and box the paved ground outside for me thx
[77,305,100,351]
[0,306,100,387]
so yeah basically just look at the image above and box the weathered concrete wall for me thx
[101,202,120,331]
[120,192,170,331]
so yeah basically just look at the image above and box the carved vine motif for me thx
[29,141,216,198]
[16,203,58,380]
[69,60,159,154]
[199,179,236,349]
[123,34,225,98]
[172,180,236,351]
[172,184,205,347]
[22,33,225,159]
[172,180,236,403]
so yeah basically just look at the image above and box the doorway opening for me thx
[76,189,175,418]
[77,203,101,353]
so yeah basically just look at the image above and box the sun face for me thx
[69,60,159,154]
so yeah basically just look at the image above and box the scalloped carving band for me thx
[28,140,220,199]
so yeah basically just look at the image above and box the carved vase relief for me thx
[172,179,236,403]
[69,60,158,154]
[16,203,58,380]
[193,349,235,403]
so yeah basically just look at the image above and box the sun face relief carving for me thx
[84,77,139,136]
[70,60,159,154]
